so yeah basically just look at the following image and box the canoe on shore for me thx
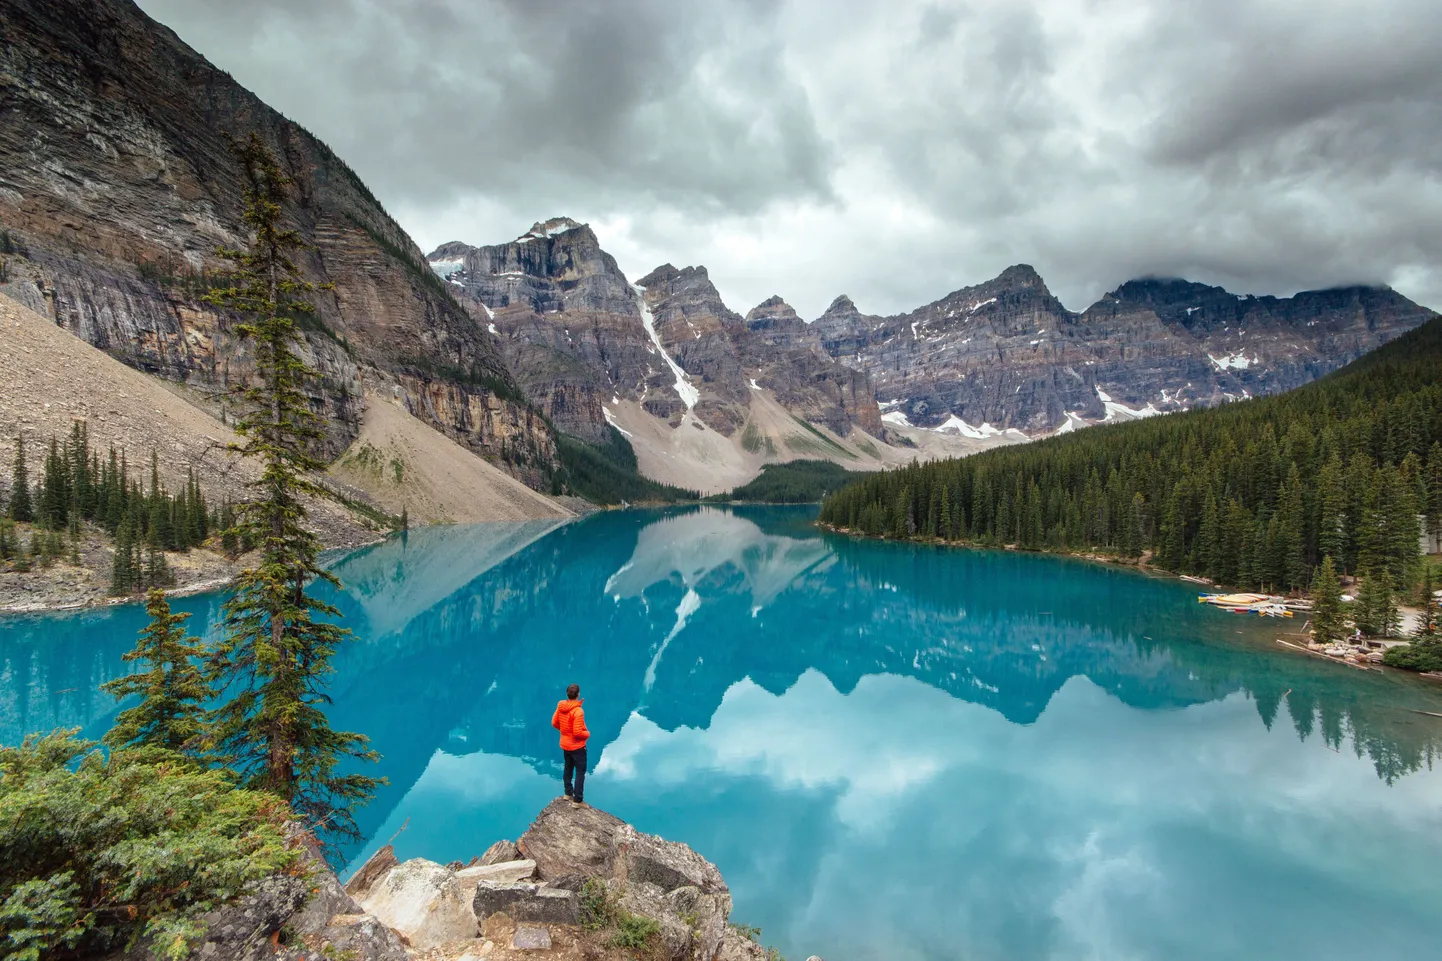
[1200,593,1295,617]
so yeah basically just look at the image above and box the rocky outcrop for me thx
[0,0,554,481]
[306,800,801,961]
[816,265,1435,432]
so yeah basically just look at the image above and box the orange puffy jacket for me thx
[552,698,590,751]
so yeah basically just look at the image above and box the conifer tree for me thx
[201,133,378,836]
[1418,568,1438,637]
[1426,442,1442,546]
[9,436,32,523]
[1356,569,1400,638]
[1309,556,1346,646]
[102,589,209,752]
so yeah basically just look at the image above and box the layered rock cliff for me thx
[816,266,1434,432]
[0,0,554,483]
[429,221,883,444]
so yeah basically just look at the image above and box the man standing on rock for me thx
[552,683,590,805]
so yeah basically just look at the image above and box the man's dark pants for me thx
[563,747,587,802]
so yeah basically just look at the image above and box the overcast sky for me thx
[136,0,1442,318]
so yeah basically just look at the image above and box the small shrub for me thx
[732,923,763,943]
[1383,638,1442,673]
[578,878,613,931]
[609,913,660,950]
[0,730,295,960]
[578,879,662,952]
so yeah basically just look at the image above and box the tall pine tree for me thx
[102,589,209,752]
[1309,556,1346,646]
[201,134,379,838]
[9,437,32,523]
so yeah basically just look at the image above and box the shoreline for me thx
[815,521,1442,680]
[1,528,390,617]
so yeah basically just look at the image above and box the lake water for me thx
[4,506,1442,961]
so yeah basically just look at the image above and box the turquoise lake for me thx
[4,505,1442,961]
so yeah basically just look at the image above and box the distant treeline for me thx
[710,459,874,504]
[3,423,240,592]
[820,318,1442,596]
[553,426,699,505]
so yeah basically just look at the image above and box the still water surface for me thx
[4,506,1442,961]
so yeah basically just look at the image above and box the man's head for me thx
[567,683,580,700]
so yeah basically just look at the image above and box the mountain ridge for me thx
[808,261,1432,432]
[0,0,556,485]
[430,208,1433,450]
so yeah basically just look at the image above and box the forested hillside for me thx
[820,318,1442,596]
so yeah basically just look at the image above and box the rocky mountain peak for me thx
[637,262,715,288]
[745,295,801,330]
[993,263,1048,291]
[517,216,588,243]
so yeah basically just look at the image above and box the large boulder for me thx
[184,874,310,961]
[472,881,580,924]
[517,798,627,880]
[357,858,477,950]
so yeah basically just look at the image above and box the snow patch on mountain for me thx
[1208,352,1256,371]
[634,284,699,412]
[1096,386,1163,422]
[881,410,913,427]
[428,257,464,280]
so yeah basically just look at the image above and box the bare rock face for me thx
[357,858,478,951]
[716,929,772,961]
[609,823,727,895]
[471,881,580,925]
[344,843,399,901]
[816,265,1435,432]
[429,220,652,442]
[738,295,882,436]
[280,838,410,961]
[476,839,521,866]
[430,229,881,444]
[455,859,538,887]
[0,0,554,481]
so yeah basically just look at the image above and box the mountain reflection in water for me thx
[3,506,1441,961]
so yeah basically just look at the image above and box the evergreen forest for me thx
[820,317,1442,603]
[1,424,229,593]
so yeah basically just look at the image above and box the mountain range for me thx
[0,0,1435,500]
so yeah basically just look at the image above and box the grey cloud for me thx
[139,0,833,216]
[135,0,1442,318]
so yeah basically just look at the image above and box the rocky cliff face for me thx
[430,223,882,443]
[816,266,1434,432]
[0,0,554,481]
